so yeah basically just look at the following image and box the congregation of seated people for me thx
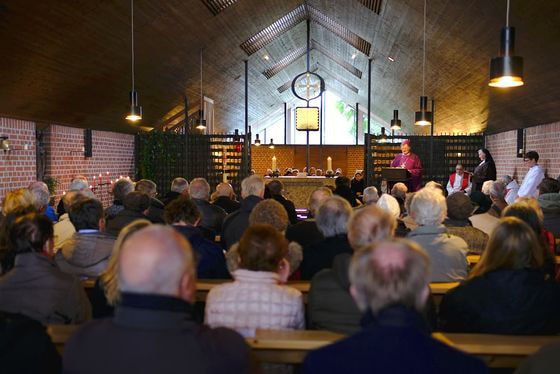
[1,165,560,373]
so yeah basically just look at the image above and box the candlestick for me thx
[222,173,227,183]
[272,156,277,171]
[327,156,332,171]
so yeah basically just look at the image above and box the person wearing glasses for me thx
[446,164,472,196]
[518,151,545,198]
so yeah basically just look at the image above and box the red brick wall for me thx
[0,118,37,200]
[0,118,135,209]
[251,145,364,176]
[486,121,560,183]
[44,124,135,207]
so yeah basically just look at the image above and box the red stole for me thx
[450,172,470,191]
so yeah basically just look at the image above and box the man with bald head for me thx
[212,182,240,214]
[63,225,252,374]
[303,239,486,374]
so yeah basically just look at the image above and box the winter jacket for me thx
[212,196,240,214]
[205,269,305,337]
[106,208,147,236]
[444,219,489,255]
[192,198,226,241]
[55,231,115,277]
[221,195,263,250]
[226,241,302,278]
[300,234,353,280]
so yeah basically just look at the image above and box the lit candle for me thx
[222,173,227,183]
[272,156,277,171]
[62,191,66,195]
[93,176,96,188]
[327,156,332,171]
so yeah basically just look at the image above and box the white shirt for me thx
[518,165,545,198]
[505,180,520,205]
[446,173,472,196]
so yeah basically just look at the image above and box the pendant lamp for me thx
[196,49,207,130]
[489,0,524,88]
[269,138,275,149]
[125,0,142,122]
[415,0,432,126]
[390,110,402,130]
[254,133,261,146]
[380,127,387,142]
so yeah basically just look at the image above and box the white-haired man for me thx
[212,183,240,214]
[189,178,226,241]
[303,240,486,373]
[406,187,468,282]
[28,181,57,222]
[161,177,189,206]
[63,225,252,374]
[221,175,265,250]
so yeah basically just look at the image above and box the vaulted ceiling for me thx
[0,0,559,135]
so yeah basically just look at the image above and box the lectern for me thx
[381,167,411,193]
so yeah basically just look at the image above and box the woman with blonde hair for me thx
[439,217,560,334]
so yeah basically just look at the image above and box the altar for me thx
[265,176,335,209]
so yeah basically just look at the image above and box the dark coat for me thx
[300,234,353,280]
[146,197,165,223]
[271,194,298,224]
[303,305,487,374]
[439,268,560,334]
[173,225,230,279]
[106,209,147,237]
[63,293,253,374]
[0,312,61,374]
[55,231,115,277]
[212,196,240,214]
[539,193,560,239]
[472,160,496,192]
[161,191,182,207]
[286,220,324,253]
[350,178,364,196]
[193,199,227,241]
[221,195,263,250]
[333,186,359,207]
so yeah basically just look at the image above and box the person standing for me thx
[390,140,423,191]
[518,151,545,198]
[472,148,496,192]
[446,164,472,195]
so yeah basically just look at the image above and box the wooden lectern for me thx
[381,167,411,193]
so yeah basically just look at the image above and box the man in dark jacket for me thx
[333,176,360,207]
[303,239,486,374]
[106,191,150,236]
[538,177,560,237]
[161,177,189,207]
[300,196,353,280]
[212,182,240,214]
[135,179,165,223]
[55,198,115,277]
[189,178,226,241]
[63,225,253,374]
[267,179,298,224]
[221,175,264,250]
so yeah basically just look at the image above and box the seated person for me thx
[161,177,189,207]
[391,182,408,215]
[440,217,560,335]
[444,192,488,254]
[500,175,519,205]
[377,193,410,237]
[53,190,95,250]
[308,205,396,334]
[226,199,302,278]
[56,176,88,216]
[164,196,229,279]
[486,181,508,218]
[361,186,379,205]
[267,180,298,224]
[300,196,353,280]
[537,177,560,238]
[303,239,486,374]
[189,178,227,241]
[407,187,468,282]
[211,182,240,214]
[63,225,252,374]
[0,213,91,324]
[333,176,360,207]
[446,164,472,196]
[106,191,150,236]
[0,311,61,374]
[55,198,115,277]
[135,179,165,223]
[105,178,134,220]
[28,181,57,222]
[350,171,365,197]
[205,224,304,337]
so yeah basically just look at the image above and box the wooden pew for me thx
[467,254,560,265]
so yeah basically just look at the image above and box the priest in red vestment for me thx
[446,164,472,195]
[390,139,423,191]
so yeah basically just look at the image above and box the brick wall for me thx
[251,145,365,176]
[486,121,560,183]
[0,118,37,200]
[0,118,135,208]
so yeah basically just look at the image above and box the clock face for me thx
[291,71,325,101]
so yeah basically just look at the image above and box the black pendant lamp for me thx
[390,110,402,131]
[196,49,207,130]
[489,0,524,88]
[125,0,142,122]
[415,0,432,127]
[380,127,387,142]
[254,133,261,146]
[269,138,275,149]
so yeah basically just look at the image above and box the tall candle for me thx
[93,176,96,188]
[327,156,332,171]
[272,156,277,170]
[222,173,227,183]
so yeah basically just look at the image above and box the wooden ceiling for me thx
[0,0,559,135]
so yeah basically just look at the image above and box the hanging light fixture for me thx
[125,0,142,122]
[379,127,387,142]
[415,0,432,126]
[196,49,207,130]
[254,133,261,146]
[489,0,524,88]
[269,138,275,149]
[390,110,402,130]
